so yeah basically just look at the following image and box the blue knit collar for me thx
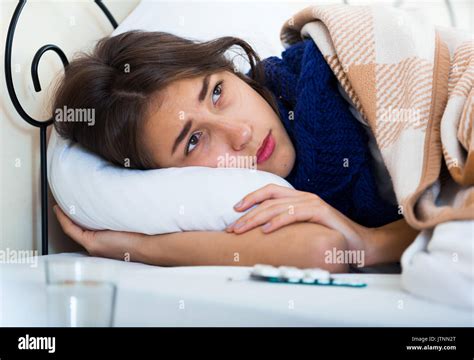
[259,39,401,227]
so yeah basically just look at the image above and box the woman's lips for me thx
[256,130,275,164]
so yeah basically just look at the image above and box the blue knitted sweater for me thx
[260,39,401,228]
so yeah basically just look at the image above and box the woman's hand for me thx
[53,205,143,261]
[226,184,372,254]
[54,204,349,270]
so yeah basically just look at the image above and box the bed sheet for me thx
[1,253,471,327]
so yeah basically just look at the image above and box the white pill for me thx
[252,264,280,278]
[278,266,304,280]
[304,268,330,281]
[317,279,331,285]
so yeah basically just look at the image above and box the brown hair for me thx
[52,30,279,169]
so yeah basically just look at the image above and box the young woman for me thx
[52,31,419,271]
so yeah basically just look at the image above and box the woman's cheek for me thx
[197,138,223,168]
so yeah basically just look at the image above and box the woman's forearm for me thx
[365,219,420,266]
[136,223,349,272]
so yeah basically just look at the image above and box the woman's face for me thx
[143,70,295,177]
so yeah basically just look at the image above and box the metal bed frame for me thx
[4,0,118,255]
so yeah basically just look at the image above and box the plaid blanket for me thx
[280,4,473,230]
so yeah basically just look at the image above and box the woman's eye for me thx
[212,82,223,104]
[186,132,202,154]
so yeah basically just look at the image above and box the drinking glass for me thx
[45,258,117,327]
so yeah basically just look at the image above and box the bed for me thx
[1,252,471,327]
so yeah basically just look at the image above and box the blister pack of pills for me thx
[250,264,367,288]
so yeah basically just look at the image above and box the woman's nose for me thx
[215,119,253,151]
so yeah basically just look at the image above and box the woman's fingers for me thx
[228,202,296,233]
[228,196,307,233]
[260,212,306,233]
[227,197,289,232]
[262,205,325,233]
[53,205,145,259]
[53,205,89,248]
[234,184,303,212]
[230,197,333,234]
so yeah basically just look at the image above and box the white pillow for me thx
[48,129,293,234]
[48,0,301,234]
[111,0,313,73]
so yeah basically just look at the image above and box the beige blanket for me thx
[280,4,473,230]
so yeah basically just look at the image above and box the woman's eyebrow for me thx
[172,119,192,155]
[198,74,211,102]
[171,74,211,155]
